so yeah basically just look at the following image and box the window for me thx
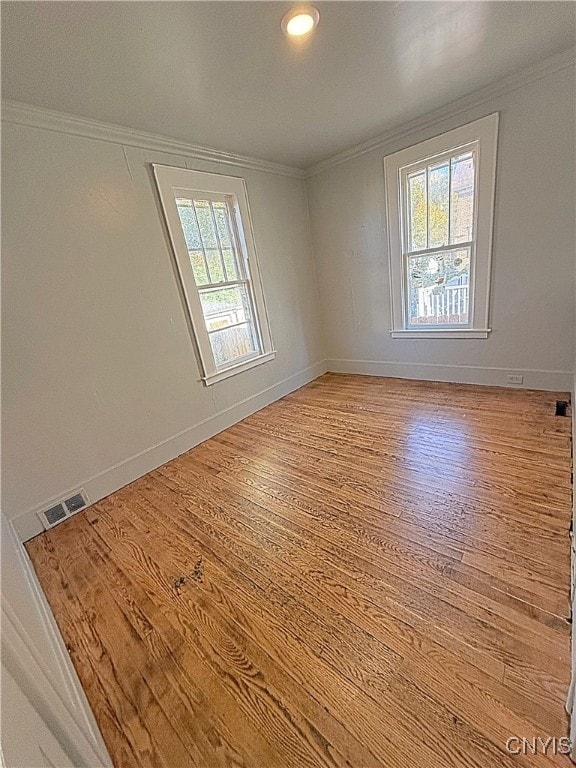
[153,165,274,384]
[384,114,498,338]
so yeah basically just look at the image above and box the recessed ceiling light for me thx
[281,6,320,38]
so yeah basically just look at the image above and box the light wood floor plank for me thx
[26,374,573,767]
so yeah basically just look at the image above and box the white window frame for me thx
[153,165,275,384]
[384,113,498,339]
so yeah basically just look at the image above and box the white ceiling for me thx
[2,2,574,168]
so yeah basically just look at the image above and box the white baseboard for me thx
[325,359,573,392]
[12,360,328,542]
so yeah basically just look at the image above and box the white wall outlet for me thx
[506,374,524,385]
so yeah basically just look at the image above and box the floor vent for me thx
[65,493,87,513]
[38,490,89,529]
[556,400,569,417]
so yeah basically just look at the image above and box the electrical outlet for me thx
[506,374,524,385]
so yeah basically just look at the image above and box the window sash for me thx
[402,241,474,259]
[402,243,475,330]
[177,192,264,368]
[383,114,497,338]
[177,193,264,368]
[153,165,274,382]
[197,279,263,365]
[400,144,478,329]
[400,143,478,257]
[175,193,248,285]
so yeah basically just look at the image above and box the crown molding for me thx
[305,46,576,178]
[0,100,305,180]
[2,46,574,181]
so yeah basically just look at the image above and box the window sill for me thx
[390,329,491,339]
[203,350,276,385]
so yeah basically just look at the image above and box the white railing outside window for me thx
[417,283,469,324]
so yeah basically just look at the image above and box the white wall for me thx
[3,58,575,541]
[1,664,75,768]
[1,117,325,537]
[306,65,575,390]
[1,513,112,766]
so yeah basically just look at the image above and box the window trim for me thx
[153,164,275,385]
[384,114,498,339]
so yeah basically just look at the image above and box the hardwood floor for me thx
[26,374,573,767]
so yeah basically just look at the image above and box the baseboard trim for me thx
[325,359,573,392]
[12,360,328,542]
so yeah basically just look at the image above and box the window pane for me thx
[213,202,241,281]
[189,250,209,285]
[209,324,258,368]
[407,248,470,326]
[205,249,225,283]
[199,284,260,367]
[222,248,238,280]
[213,202,232,248]
[176,201,202,250]
[193,200,218,248]
[176,197,244,285]
[199,284,250,331]
[407,171,427,251]
[450,152,475,244]
[428,161,450,248]
[176,201,210,285]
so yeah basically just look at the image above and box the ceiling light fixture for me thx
[281,6,319,38]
